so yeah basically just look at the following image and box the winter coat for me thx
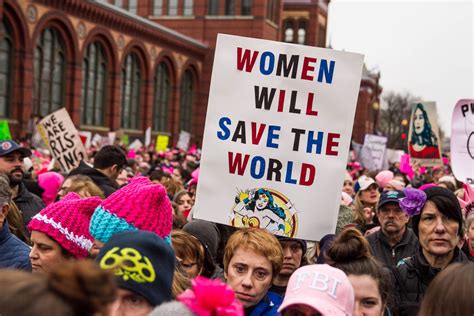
[0,220,31,271]
[14,182,46,227]
[367,227,418,267]
[245,291,282,316]
[68,161,118,197]
[391,246,471,316]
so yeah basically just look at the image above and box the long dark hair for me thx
[246,188,285,219]
[410,103,438,147]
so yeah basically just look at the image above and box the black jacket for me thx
[0,220,31,271]
[14,182,45,227]
[68,161,118,197]
[367,227,418,267]
[392,246,471,316]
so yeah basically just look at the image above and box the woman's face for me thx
[343,180,354,196]
[468,221,474,248]
[418,200,459,258]
[57,178,72,199]
[348,274,384,316]
[413,108,425,135]
[176,255,201,278]
[29,231,70,273]
[360,184,379,205]
[177,193,193,214]
[256,194,269,210]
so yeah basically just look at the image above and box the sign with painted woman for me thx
[408,102,443,167]
[193,34,364,240]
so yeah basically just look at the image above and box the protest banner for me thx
[407,102,442,167]
[155,134,169,152]
[177,130,191,151]
[0,120,12,141]
[194,34,364,240]
[451,99,474,185]
[37,108,87,173]
[362,134,387,171]
[78,131,92,149]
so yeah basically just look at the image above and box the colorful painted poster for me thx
[451,99,474,185]
[37,108,87,173]
[194,34,364,240]
[408,102,442,166]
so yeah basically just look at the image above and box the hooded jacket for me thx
[0,220,31,271]
[68,161,118,197]
[14,182,45,227]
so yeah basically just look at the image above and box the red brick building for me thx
[0,0,377,146]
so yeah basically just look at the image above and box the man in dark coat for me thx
[69,145,127,197]
[0,140,45,226]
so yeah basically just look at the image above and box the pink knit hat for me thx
[89,176,172,243]
[375,170,394,188]
[278,264,354,315]
[38,171,64,206]
[28,192,101,258]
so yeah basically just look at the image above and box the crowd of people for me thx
[0,138,472,316]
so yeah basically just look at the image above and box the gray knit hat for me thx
[149,301,194,316]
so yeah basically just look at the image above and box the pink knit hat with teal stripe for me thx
[89,176,172,243]
[28,192,101,258]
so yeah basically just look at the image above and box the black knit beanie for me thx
[412,186,463,238]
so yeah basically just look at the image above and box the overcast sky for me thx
[327,0,473,136]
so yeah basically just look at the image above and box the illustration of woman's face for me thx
[414,108,425,135]
[256,194,269,210]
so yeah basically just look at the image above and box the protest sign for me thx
[362,134,387,171]
[37,108,87,173]
[108,132,116,146]
[177,131,191,151]
[386,149,405,164]
[451,99,474,185]
[408,102,442,167]
[129,139,143,151]
[155,134,169,152]
[78,131,92,149]
[0,120,12,140]
[120,134,129,146]
[194,34,364,240]
[145,127,151,147]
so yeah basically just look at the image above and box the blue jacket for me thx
[0,220,32,271]
[245,291,282,316]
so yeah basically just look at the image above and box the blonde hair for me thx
[224,228,283,277]
[64,175,105,199]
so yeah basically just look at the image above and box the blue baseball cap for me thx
[0,140,32,158]
[377,190,405,210]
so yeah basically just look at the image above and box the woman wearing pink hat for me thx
[27,192,101,273]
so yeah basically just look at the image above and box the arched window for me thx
[284,20,294,43]
[179,70,194,132]
[168,0,178,16]
[208,0,219,15]
[225,0,235,15]
[298,20,306,45]
[81,42,107,126]
[33,28,66,116]
[241,0,252,15]
[120,53,141,129]
[153,0,163,15]
[153,62,170,131]
[184,0,193,16]
[0,19,13,117]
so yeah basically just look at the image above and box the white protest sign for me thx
[386,149,405,164]
[92,133,102,147]
[363,134,387,171]
[108,132,116,146]
[129,139,143,151]
[408,102,442,166]
[37,108,87,173]
[78,131,92,149]
[145,127,151,147]
[451,99,474,185]
[194,34,364,240]
[177,130,191,151]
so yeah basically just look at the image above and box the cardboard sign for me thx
[0,120,12,141]
[362,134,387,171]
[407,102,442,166]
[37,108,87,173]
[155,134,169,152]
[145,127,151,147]
[128,139,143,151]
[451,99,474,185]
[177,130,191,151]
[194,34,364,240]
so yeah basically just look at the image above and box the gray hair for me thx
[0,173,12,206]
